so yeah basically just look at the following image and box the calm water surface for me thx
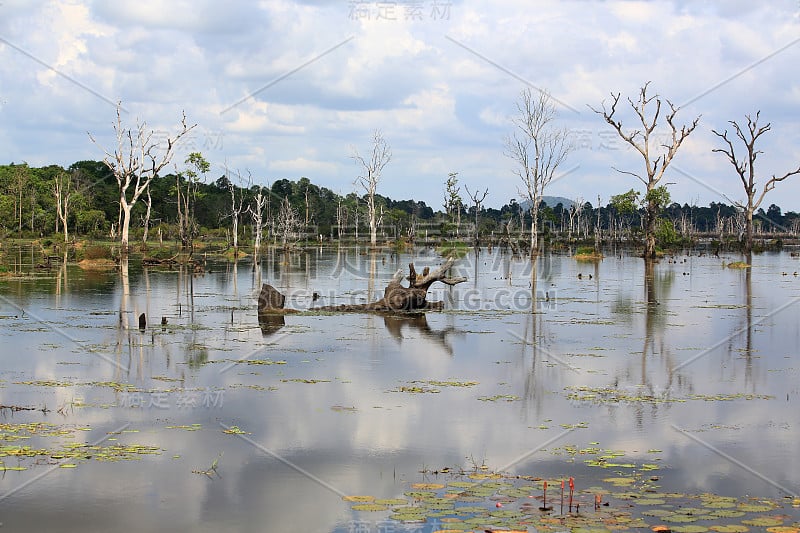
[0,247,798,532]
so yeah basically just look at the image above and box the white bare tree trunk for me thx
[89,102,194,251]
[352,130,391,248]
[52,172,72,243]
[590,82,699,259]
[120,199,133,249]
[712,111,800,254]
[226,170,248,257]
[249,187,268,256]
[142,184,152,245]
[505,89,572,256]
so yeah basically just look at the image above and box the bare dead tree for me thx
[141,184,152,246]
[9,164,29,233]
[407,215,418,243]
[353,202,360,242]
[29,185,36,233]
[712,111,800,254]
[352,130,391,247]
[89,102,195,251]
[335,194,347,241]
[248,186,269,257]
[464,185,488,247]
[443,172,463,237]
[304,186,310,226]
[276,195,301,249]
[568,197,583,240]
[589,82,699,259]
[225,169,248,257]
[52,171,74,243]
[505,89,572,256]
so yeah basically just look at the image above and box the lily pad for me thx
[411,483,445,490]
[742,517,784,527]
[709,526,749,533]
[351,503,388,511]
[343,495,375,503]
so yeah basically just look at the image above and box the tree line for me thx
[1,158,798,250]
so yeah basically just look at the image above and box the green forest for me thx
[1,158,798,251]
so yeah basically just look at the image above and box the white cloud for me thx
[1,0,800,209]
[269,156,337,174]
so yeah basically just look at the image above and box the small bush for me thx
[84,245,112,260]
[575,246,603,261]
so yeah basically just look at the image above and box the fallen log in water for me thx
[257,257,466,313]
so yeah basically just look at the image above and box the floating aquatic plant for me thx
[342,468,799,533]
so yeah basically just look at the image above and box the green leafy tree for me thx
[177,152,209,253]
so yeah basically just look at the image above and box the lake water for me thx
[0,246,798,532]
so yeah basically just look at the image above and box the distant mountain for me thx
[543,196,575,209]
[519,196,576,210]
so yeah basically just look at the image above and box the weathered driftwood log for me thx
[257,257,466,313]
[142,255,179,267]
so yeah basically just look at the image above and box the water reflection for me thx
[743,252,754,388]
[258,311,286,336]
[382,313,461,356]
[1,247,798,532]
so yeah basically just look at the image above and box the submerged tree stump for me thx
[257,257,466,313]
[257,284,286,310]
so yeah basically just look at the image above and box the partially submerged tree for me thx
[335,194,347,241]
[352,130,391,247]
[8,164,30,233]
[464,184,488,246]
[712,111,800,254]
[225,169,247,257]
[52,171,74,243]
[248,185,269,256]
[590,82,699,259]
[443,172,463,237]
[505,88,573,256]
[89,102,194,250]
[276,195,301,249]
[141,184,153,246]
[567,197,583,240]
[177,152,209,254]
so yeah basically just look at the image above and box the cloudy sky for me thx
[1,0,799,211]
